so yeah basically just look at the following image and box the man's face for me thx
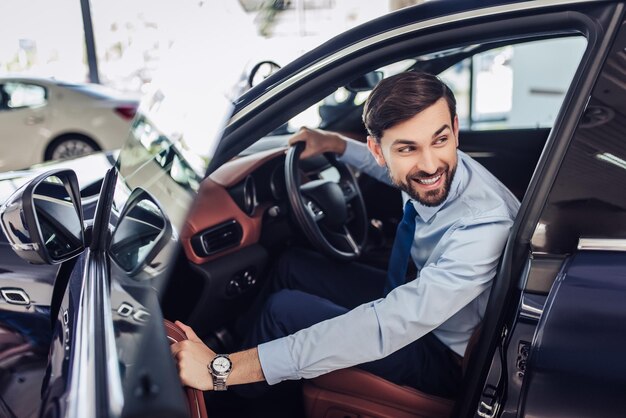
[367,98,459,207]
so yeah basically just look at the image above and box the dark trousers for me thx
[239,248,462,398]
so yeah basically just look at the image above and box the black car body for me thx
[1,0,626,417]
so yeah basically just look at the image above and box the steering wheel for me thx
[285,142,368,261]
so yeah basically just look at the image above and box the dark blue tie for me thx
[384,200,417,296]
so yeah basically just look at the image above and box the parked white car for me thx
[0,76,139,171]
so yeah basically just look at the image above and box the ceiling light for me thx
[596,152,626,170]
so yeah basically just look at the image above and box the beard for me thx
[389,163,456,207]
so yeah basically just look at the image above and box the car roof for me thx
[0,76,61,86]
[0,76,140,101]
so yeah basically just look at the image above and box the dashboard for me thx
[180,144,340,266]
[179,147,288,265]
[165,143,348,332]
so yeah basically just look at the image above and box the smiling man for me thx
[367,97,458,208]
[171,72,520,402]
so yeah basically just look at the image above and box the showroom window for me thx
[0,0,88,82]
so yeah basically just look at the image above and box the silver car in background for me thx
[0,76,138,171]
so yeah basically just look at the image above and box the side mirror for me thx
[248,60,281,88]
[109,187,171,277]
[346,71,384,92]
[0,169,84,264]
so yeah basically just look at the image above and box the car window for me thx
[284,36,586,136]
[439,36,587,130]
[3,82,47,109]
[286,59,415,132]
[531,21,626,253]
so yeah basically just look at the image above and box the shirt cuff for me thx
[337,137,366,166]
[257,337,299,385]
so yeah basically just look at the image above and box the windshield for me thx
[113,39,249,228]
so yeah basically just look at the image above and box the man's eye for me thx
[397,146,414,153]
[434,136,448,145]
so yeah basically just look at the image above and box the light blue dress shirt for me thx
[257,139,520,385]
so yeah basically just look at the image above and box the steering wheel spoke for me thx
[341,226,360,256]
[306,199,326,222]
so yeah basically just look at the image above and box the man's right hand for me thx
[288,127,347,159]
[171,321,216,391]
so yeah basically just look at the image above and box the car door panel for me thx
[473,7,626,417]
[111,280,189,418]
[520,251,626,418]
[459,128,550,200]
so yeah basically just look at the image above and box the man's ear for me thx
[366,136,386,167]
[453,115,460,148]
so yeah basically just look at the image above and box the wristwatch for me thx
[208,354,233,391]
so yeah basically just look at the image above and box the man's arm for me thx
[256,216,514,384]
[171,321,265,390]
[288,127,392,184]
[172,216,513,390]
[288,127,347,159]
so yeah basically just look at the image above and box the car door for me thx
[53,53,242,417]
[492,13,626,418]
[0,81,51,171]
[0,142,214,417]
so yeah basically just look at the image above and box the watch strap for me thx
[213,376,228,391]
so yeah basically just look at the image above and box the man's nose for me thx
[418,150,438,174]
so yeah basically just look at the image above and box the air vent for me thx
[191,220,243,257]
[1,288,30,305]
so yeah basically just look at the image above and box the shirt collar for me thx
[412,151,467,223]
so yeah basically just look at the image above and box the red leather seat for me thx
[302,328,481,418]
[164,319,208,418]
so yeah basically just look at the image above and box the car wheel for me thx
[45,135,100,161]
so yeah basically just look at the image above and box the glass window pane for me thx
[471,37,587,130]
[5,83,46,108]
[89,0,248,94]
[472,46,513,127]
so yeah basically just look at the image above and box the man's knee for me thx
[263,289,345,335]
[265,289,299,316]
[261,289,307,336]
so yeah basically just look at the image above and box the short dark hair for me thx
[362,72,457,141]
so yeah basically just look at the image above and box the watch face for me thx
[212,356,231,375]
